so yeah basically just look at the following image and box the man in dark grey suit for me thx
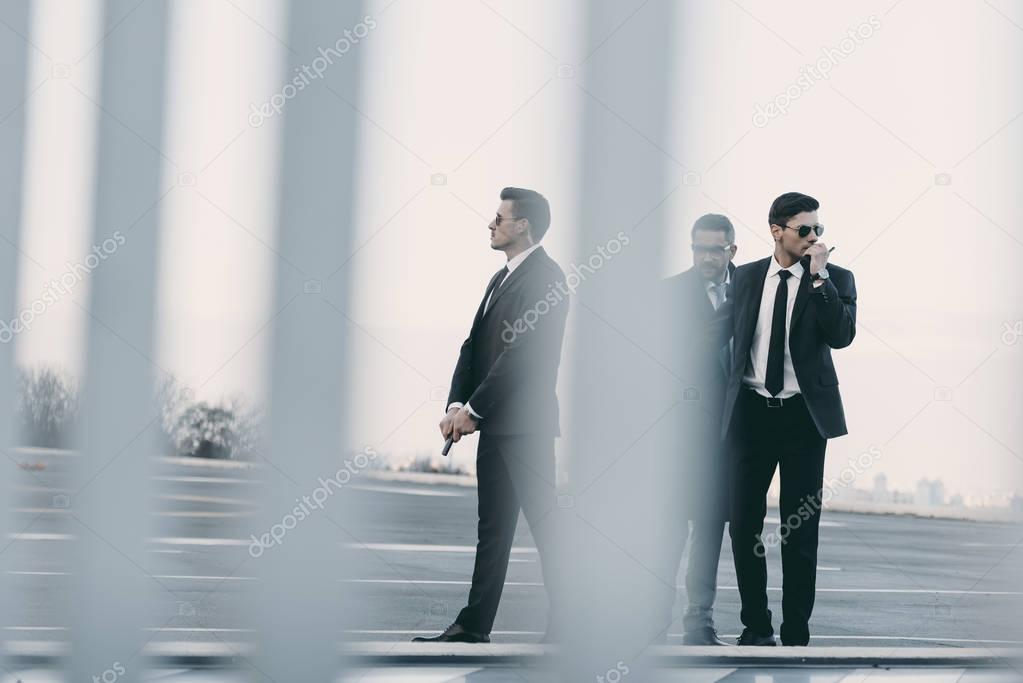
[710,192,857,646]
[660,214,737,646]
[414,187,569,644]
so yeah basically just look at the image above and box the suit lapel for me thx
[685,268,714,319]
[789,262,813,327]
[480,247,543,322]
[472,267,509,330]
[737,257,770,354]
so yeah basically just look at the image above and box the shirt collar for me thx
[767,254,804,281]
[506,243,542,274]
[704,266,731,290]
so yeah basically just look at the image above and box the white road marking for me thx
[144,627,254,633]
[717,586,1023,596]
[159,493,253,506]
[153,511,252,518]
[765,516,844,528]
[12,508,70,515]
[6,534,252,546]
[4,626,66,631]
[150,537,251,547]
[347,630,1018,645]
[7,533,71,541]
[12,507,251,519]
[352,484,467,497]
[154,475,258,485]
[5,626,254,633]
[346,579,543,587]
[154,574,256,581]
[348,543,536,554]
[341,578,1022,596]
[701,634,1023,644]
[347,629,544,636]
[159,455,256,470]
[7,571,256,581]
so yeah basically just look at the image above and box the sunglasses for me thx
[779,222,824,238]
[691,244,733,257]
[494,214,521,226]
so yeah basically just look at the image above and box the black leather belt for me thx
[743,385,802,408]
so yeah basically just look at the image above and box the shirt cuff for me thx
[448,401,482,420]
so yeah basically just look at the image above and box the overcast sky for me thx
[11,0,1022,499]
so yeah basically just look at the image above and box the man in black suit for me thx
[413,187,569,644]
[710,192,857,647]
[659,214,737,646]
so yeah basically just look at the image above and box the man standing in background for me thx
[660,214,737,646]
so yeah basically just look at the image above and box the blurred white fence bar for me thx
[557,1,681,679]
[0,1,32,675]
[69,1,170,680]
[248,1,364,680]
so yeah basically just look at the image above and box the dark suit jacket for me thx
[447,246,569,436]
[711,256,857,441]
[663,263,735,520]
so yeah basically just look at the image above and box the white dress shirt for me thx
[450,243,543,419]
[705,267,730,310]
[483,243,541,313]
[743,256,804,398]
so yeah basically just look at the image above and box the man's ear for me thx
[521,220,534,244]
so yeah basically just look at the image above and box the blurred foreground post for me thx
[69,1,170,680]
[249,1,365,680]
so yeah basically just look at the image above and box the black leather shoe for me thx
[411,623,490,643]
[682,626,730,646]
[736,627,776,646]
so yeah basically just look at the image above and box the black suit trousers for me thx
[728,387,826,645]
[455,432,559,634]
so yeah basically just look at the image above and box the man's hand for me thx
[439,407,460,440]
[450,407,479,442]
[806,241,830,275]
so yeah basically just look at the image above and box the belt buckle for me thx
[765,396,783,408]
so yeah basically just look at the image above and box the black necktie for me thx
[484,266,508,314]
[765,269,792,397]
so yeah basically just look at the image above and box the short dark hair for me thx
[691,213,735,244]
[501,187,551,241]
[768,192,819,227]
